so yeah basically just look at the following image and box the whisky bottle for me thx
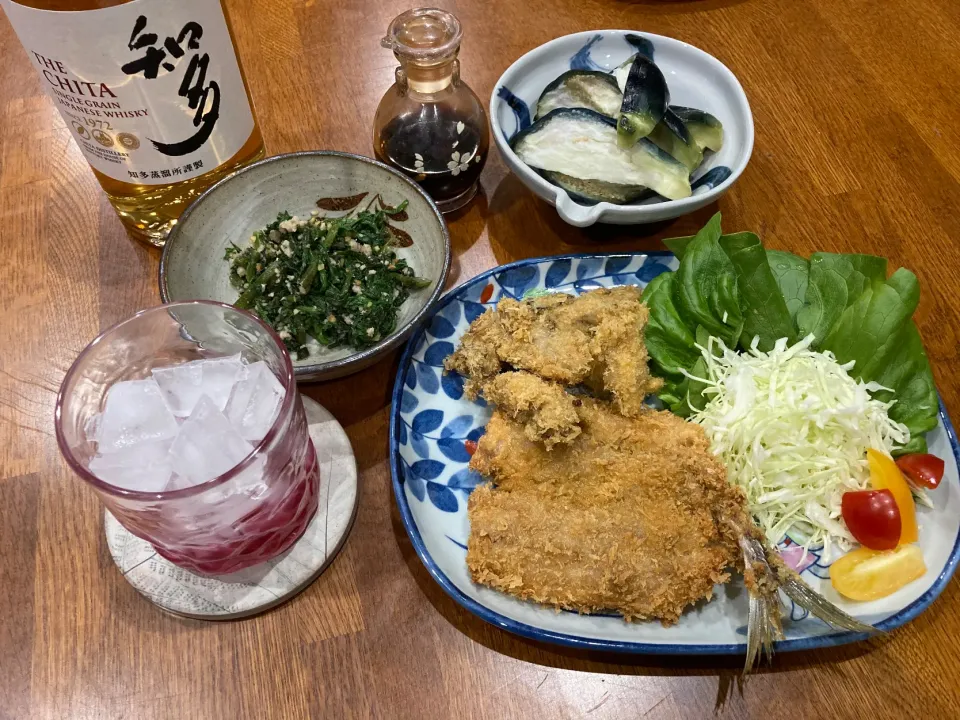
[1,0,265,246]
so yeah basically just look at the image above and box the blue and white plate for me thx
[389,253,960,653]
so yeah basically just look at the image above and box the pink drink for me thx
[55,302,320,575]
[140,438,319,574]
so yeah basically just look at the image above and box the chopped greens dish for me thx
[225,198,430,360]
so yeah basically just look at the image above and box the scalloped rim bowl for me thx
[159,151,451,382]
[490,30,754,226]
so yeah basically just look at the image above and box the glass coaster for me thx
[104,395,358,619]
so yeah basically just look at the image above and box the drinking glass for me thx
[55,301,319,575]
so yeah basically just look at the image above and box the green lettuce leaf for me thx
[641,272,710,415]
[663,234,696,261]
[642,272,699,376]
[796,253,887,343]
[818,267,920,380]
[671,213,744,349]
[719,232,797,351]
[863,321,938,454]
[643,217,940,451]
[766,250,808,325]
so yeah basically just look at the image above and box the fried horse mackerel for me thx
[445,286,876,669]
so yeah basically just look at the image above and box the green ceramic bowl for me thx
[159,151,451,381]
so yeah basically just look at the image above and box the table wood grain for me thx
[2,0,960,718]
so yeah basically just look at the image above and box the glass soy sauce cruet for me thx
[374,7,489,213]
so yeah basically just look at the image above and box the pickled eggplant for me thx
[540,170,648,205]
[616,55,669,148]
[671,106,724,152]
[511,108,691,201]
[535,70,622,120]
[513,53,724,205]
[648,109,702,171]
[612,54,636,94]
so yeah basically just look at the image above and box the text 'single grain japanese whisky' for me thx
[1,0,265,246]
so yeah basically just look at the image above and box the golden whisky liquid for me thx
[95,121,265,245]
[9,0,265,246]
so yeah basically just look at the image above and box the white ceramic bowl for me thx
[490,30,754,227]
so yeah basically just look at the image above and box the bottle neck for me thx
[397,54,459,96]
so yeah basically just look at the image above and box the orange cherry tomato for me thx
[867,449,918,544]
[831,544,926,601]
[896,453,945,490]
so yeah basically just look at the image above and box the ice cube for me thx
[97,378,180,453]
[198,454,269,527]
[152,353,244,417]
[169,394,254,485]
[84,412,102,443]
[164,473,193,492]
[152,360,204,418]
[89,438,173,492]
[223,361,286,443]
[200,353,244,411]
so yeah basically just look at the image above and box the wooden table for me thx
[3,0,960,717]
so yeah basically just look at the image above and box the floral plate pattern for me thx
[390,253,960,653]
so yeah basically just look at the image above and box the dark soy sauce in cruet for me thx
[373,8,489,213]
[375,105,487,208]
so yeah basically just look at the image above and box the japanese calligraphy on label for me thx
[1,0,255,185]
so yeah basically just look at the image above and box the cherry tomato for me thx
[831,544,926,601]
[841,489,901,551]
[896,453,945,490]
[867,449,918,544]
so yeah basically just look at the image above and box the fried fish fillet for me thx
[444,287,662,417]
[466,399,749,624]
[482,371,581,448]
[452,285,873,647]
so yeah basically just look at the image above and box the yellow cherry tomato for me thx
[867,448,918,544]
[831,544,926,601]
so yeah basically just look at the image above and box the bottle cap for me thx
[381,8,462,64]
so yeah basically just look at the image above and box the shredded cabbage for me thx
[684,334,910,561]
